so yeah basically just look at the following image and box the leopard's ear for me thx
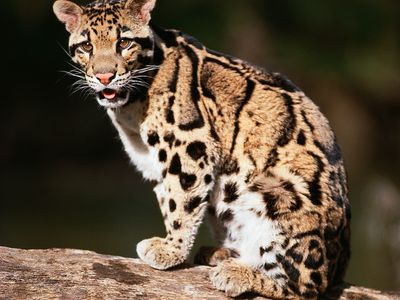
[53,0,83,33]
[125,0,156,25]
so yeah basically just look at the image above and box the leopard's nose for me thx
[95,72,115,85]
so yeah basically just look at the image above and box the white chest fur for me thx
[107,107,163,182]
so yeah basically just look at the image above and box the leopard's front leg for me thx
[136,144,215,270]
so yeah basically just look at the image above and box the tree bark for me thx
[0,246,398,299]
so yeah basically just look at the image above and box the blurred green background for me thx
[1,0,399,292]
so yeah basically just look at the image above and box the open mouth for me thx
[99,89,128,101]
[102,88,118,100]
[98,89,128,102]
[96,89,129,108]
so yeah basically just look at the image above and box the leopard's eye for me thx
[118,38,133,50]
[80,42,93,53]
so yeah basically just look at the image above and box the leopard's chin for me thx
[96,89,130,109]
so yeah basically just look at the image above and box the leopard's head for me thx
[53,0,157,108]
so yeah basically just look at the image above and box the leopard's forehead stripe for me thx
[84,0,126,9]
[84,2,125,27]
[69,1,129,50]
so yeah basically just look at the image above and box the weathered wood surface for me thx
[0,246,399,300]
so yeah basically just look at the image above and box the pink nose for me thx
[95,72,115,85]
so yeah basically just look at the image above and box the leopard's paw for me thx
[136,237,185,270]
[210,259,254,297]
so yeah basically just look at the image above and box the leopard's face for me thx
[54,0,156,109]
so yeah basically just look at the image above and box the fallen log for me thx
[0,246,398,299]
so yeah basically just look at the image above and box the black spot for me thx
[288,281,301,296]
[329,171,344,205]
[282,238,290,249]
[324,226,338,241]
[224,182,239,203]
[121,26,130,33]
[179,119,205,131]
[199,162,205,169]
[164,133,175,148]
[204,193,211,203]
[222,159,240,175]
[287,247,303,263]
[184,34,204,50]
[220,209,234,222]
[178,45,205,131]
[302,290,318,299]
[309,239,320,250]
[301,110,315,132]
[264,263,278,271]
[152,43,165,68]
[230,79,255,154]
[260,245,274,256]
[175,140,182,147]
[169,199,176,212]
[282,287,290,297]
[294,229,321,239]
[166,109,175,124]
[260,246,274,256]
[263,192,279,220]
[168,95,176,107]
[270,73,300,93]
[304,248,324,270]
[184,196,202,213]
[282,181,294,191]
[310,272,322,286]
[249,183,260,192]
[314,139,342,165]
[281,258,300,283]
[179,173,197,190]
[204,174,212,185]
[150,23,178,48]
[277,93,296,147]
[162,169,167,178]
[169,154,181,175]
[201,77,216,101]
[307,151,324,206]
[305,283,314,289]
[168,57,180,93]
[137,54,152,66]
[186,141,207,161]
[147,132,159,146]
[275,273,288,281]
[297,130,306,145]
[133,37,153,50]
[158,149,167,162]
[282,181,303,211]
[173,220,181,230]
[264,147,279,171]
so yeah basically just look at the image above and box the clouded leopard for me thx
[53,0,351,298]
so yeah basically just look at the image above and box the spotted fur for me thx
[54,0,351,298]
